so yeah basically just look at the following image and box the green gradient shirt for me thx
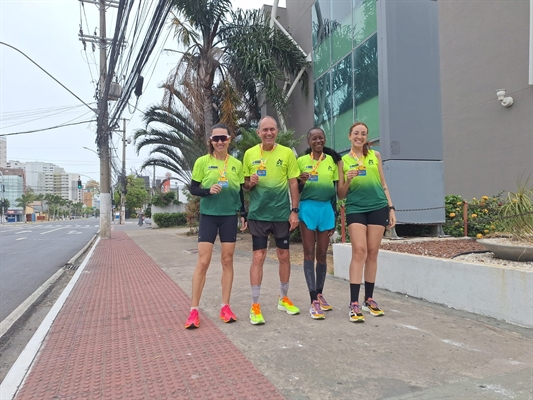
[298,154,339,202]
[191,154,244,216]
[243,144,299,221]
[342,150,388,214]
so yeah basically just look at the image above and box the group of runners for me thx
[184,115,396,329]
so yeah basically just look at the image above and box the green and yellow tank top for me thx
[342,149,388,214]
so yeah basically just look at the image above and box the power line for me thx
[0,105,95,129]
[0,41,96,114]
[0,120,95,137]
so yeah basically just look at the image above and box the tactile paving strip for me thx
[16,231,283,399]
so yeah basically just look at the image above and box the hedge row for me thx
[153,212,187,228]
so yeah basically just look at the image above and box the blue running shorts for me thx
[299,199,335,232]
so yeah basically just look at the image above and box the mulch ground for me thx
[380,238,487,258]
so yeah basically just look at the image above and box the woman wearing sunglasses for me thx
[185,123,248,329]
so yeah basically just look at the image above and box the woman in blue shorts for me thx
[338,122,396,323]
[297,127,341,319]
[185,123,248,329]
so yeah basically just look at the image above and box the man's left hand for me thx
[289,211,299,231]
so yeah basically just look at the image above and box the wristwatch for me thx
[291,207,299,213]
[389,205,395,210]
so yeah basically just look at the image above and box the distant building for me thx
[0,167,25,222]
[83,191,93,208]
[5,161,82,202]
[43,172,82,202]
[0,137,6,168]
[22,161,65,194]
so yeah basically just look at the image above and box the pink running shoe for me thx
[220,304,237,323]
[185,309,200,329]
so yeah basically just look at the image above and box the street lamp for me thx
[83,146,98,155]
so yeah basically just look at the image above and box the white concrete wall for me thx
[333,243,533,328]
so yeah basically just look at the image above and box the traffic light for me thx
[77,180,83,189]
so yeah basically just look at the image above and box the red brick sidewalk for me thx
[15,231,282,399]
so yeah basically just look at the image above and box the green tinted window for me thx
[354,34,378,106]
[353,0,377,46]
[331,1,353,64]
[355,95,379,142]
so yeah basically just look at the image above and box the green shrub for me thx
[443,193,503,238]
[498,181,533,243]
[153,212,187,228]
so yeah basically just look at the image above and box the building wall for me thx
[283,0,315,153]
[0,168,24,206]
[0,137,6,168]
[286,0,533,203]
[83,191,93,208]
[21,161,65,195]
[439,0,533,199]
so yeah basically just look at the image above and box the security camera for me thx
[496,89,506,101]
[496,89,513,107]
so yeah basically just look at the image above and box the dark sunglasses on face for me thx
[210,135,229,142]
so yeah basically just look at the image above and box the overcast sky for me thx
[0,0,286,185]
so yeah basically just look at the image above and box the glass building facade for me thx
[312,0,378,152]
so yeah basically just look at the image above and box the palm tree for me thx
[15,193,35,223]
[134,100,205,185]
[167,0,309,139]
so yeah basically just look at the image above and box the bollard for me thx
[463,201,468,237]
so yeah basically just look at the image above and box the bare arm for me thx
[375,151,396,227]
[288,177,300,231]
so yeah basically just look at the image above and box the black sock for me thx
[350,283,360,304]
[365,281,375,303]
[310,290,318,302]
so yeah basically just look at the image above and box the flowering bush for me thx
[443,194,503,238]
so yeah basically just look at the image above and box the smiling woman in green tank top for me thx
[337,122,396,323]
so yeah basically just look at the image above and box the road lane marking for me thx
[40,227,65,235]
[15,231,32,234]
[67,231,82,235]
[16,237,27,240]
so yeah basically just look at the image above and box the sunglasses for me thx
[210,135,229,142]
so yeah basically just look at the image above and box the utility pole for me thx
[120,118,127,225]
[79,0,119,238]
[98,0,112,238]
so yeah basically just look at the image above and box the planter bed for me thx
[333,243,533,328]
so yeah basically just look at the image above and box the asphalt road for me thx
[0,219,99,321]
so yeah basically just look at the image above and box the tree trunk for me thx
[203,86,213,141]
